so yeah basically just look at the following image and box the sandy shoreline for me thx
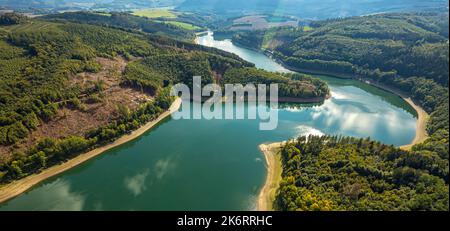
[0,98,182,204]
[400,97,429,150]
[361,80,430,150]
[257,142,284,211]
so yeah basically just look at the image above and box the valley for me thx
[0,1,448,212]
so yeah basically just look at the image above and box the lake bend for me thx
[0,32,417,211]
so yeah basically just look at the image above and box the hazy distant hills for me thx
[0,0,106,9]
[0,0,184,11]
[1,0,448,18]
[177,0,449,19]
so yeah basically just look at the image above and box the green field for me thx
[132,9,177,18]
[164,21,202,30]
[302,25,313,31]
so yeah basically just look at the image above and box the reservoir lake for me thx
[0,32,417,211]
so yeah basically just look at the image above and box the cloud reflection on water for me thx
[124,169,150,197]
[311,87,415,139]
[296,125,325,137]
[155,157,177,180]
[279,86,416,144]
[0,179,85,211]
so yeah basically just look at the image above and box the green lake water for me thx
[0,32,417,211]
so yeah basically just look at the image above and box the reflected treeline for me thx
[278,101,324,110]
[179,101,324,117]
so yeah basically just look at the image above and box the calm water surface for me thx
[0,32,417,211]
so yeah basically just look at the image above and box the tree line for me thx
[222,67,329,99]
[276,135,448,211]
[43,12,197,42]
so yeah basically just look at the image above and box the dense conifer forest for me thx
[277,135,448,211]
